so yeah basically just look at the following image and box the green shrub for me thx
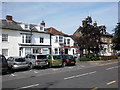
[79,56,91,61]
[100,55,118,60]
[85,53,100,61]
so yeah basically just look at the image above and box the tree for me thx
[77,16,101,55]
[112,22,120,50]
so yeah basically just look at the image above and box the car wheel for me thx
[62,62,66,67]
[29,63,33,69]
[48,63,52,68]
[10,66,14,73]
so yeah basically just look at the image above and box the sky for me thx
[1,2,118,35]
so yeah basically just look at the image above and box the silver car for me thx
[25,54,48,69]
[7,57,29,70]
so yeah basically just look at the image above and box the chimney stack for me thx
[6,15,12,21]
[41,20,45,27]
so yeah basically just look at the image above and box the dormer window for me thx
[40,26,44,30]
[25,24,28,29]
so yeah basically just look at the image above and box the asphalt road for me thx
[1,59,120,90]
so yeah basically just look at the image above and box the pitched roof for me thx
[46,27,70,37]
[0,19,50,34]
[0,19,22,30]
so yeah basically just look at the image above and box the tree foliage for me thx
[113,22,120,50]
[77,16,101,54]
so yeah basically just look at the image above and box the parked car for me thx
[7,57,29,70]
[47,55,63,67]
[25,54,48,69]
[0,54,9,74]
[60,55,76,66]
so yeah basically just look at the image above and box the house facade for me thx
[47,27,80,57]
[0,15,51,58]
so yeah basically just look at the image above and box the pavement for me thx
[1,59,120,89]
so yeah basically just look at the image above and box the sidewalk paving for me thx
[77,59,119,65]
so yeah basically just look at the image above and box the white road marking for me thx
[106,66,120,70]
[14,84,39,90]
[52,69,59,71]
[66,67,73,69]
[81,65,85,67]
[34,71,38,73]
[64,71,96,80]
[10,74,16,77]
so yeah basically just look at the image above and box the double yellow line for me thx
[99,62,118,66]
[91,80,117,90]
[106,81,116,85]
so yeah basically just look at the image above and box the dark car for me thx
[0,54,9,74]
[61,55,76,66]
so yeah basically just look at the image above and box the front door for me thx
[65,49,68,54]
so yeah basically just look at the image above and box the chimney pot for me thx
[41,20,45,27]
[6,15,12,21]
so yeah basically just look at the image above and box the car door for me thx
[25,54,31,64]
[7,57,14,67]
[47,55,52,64]
[53,55,62,66]
[30,55,36,66]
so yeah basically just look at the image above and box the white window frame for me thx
[40,26,44,30]
[2,49,8,56]
[55,36,58,43]
[67,39,70,45]
[2,34,8,42]
[59,36,63,43]
[25,24,29,29]
[25,48,31,55]
[22,34,31,43]
[26,35,31,43]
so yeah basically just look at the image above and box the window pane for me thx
[2,34,8,42]
[25,24,28,29]
[22,35,24,43]
[40,26,43,30]
[2,49,8,56]
[67,39,70,44]
[26,35,31,43]
[25,48,31,55]
[59,36,63,42]
[40,37,44,43]
[37,55,47,59]
[15,58,25,62]
[55,37,58,42]
[55,48,58,54]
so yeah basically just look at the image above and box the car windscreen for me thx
[15,58,25,62]
[64,55,74,59]
[37,55,47,59]
[53,55,61,60]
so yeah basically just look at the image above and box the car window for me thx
[26,54,30,58]
[15,58,25,62]
[53,55,61,60]
[48,55,51,59]
[31,55,35,59]
[64,55,74,59]
[37,55,47,59]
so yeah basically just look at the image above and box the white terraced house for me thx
[47,27,80,57]
[0,15,51,58]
